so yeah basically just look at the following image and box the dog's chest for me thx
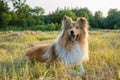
[55,43,83,65]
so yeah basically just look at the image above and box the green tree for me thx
[0,0,11,28]
[105,9,120,29]
[32,6,45,16]
[27,15,36,26]
[94,11,104,28]
[31,6,45,25]
[9,11,18,26]
[11,0,36,27]
[76,11,89,19]
[1,13,11,28]
[73,7,94,28]
[113,16,120,29]
[11,0,26,10]
[11,0,27,26]
[48,8,76,24]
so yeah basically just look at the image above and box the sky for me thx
[9,0,120,16]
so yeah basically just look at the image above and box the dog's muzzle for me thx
[70,30,78,42]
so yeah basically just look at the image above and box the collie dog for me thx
[25,15,89,75]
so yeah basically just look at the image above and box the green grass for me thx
[0,30,120,80]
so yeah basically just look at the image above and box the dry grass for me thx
[0,30,120,80]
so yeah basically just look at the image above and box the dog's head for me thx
[62,15,89,42]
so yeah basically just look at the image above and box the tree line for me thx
[0,0,120,31]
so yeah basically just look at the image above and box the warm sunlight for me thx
[1,0,120,80]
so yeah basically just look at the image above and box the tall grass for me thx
[0,30,120,80]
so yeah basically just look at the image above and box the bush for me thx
[5,23,61,31]
[37,23,61,31]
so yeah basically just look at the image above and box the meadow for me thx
[0,30,120,80]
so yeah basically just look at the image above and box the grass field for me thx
[0,30,120,80]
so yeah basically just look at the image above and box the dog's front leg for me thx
[77,64,85,75]
[67,65,76,75]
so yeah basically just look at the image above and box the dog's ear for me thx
[77,17,89,29]
[62,15,72,29]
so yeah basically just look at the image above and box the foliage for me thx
[94,11,104,28]
[5,23,61,31]
[0,0,120,30]
[105,9,120,29]
[47,8,76,24]
[0,0,11,28]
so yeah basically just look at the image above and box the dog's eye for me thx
[69,27,72,29]
[76,27,79,29]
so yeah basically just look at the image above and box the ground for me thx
[0,30,120,80]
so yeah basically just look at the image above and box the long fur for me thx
[25,15,89,74]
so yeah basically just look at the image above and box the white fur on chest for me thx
[55,43,83,65]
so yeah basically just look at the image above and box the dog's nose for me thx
[70,30,74,35]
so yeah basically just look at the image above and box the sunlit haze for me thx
[9,0,120,16]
